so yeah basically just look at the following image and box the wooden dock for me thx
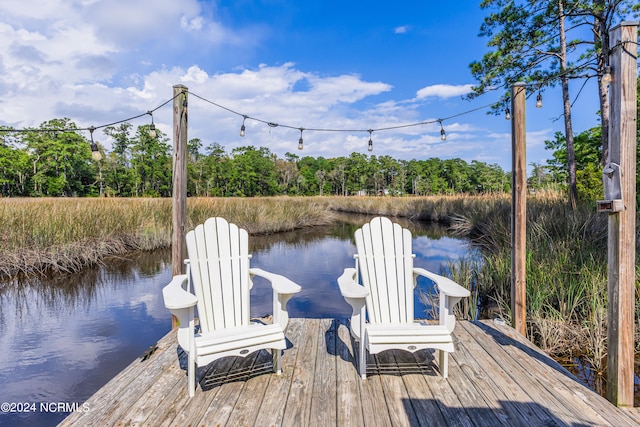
[59,318,639,426]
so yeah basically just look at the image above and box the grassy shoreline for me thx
[0,194,515,277]
[0,197,336,278]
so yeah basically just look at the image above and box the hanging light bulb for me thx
[602,66,612,84]
[439,121,446,141]
[240,115,247,137]
[89,126,102,161]
[368,130,373,152]
[298,128,304,150]
[505,107,511,120]
[536,92,542,108]
[147,111,156,138]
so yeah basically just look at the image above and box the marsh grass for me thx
[0,197,333,278]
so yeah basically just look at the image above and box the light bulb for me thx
[298,128,304,150]
[439,122,446,141]
[368,139,373,152]
[240,116,247,137]
[90,142,102,161]
[505,107,511,120]
[602,66,612,84]
[89,127,102,161]
[149,123,156,138]
[536,93,542,108]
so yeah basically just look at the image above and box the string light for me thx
[602,66,612,84]
[536,92,543,108]
[88,126,102,161]
[505,105,511,120]
[0,86,519,154]
[240,115,247,137]
[439,121,446,141]
[147,111,156,138]
[298,128,304,150]
[186,91,504,151]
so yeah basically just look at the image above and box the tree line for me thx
[2,110,635,201]
[0,118,513,198]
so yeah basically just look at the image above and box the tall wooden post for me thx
[511,82,527,336]
[171,85,188,328]
[605,22,637,407]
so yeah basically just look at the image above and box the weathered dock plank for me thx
[280,317,319,426]
[251,316,305,426]
[467,321,638,426]
[309,318,338,426]
[58,319,638,427]
[335,319,365,427]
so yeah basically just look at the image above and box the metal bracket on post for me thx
[597,162,624,213]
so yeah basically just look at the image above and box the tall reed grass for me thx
[0,197,333,278]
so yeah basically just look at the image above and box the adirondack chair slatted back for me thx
[186,217,251,333]
[355,217,414,324]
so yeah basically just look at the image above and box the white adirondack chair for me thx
[163,217,301,397]
[337,216,470,379]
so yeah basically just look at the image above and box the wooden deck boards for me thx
[59,318,639,427]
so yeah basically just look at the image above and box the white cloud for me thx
[0,1,520,170]
[416,84,474,100]
[394,25,410,34]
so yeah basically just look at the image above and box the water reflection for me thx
[0,251,173,427]
[0,215,471,427]
[248,214,470,319]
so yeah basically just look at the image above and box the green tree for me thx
[470,0,637,208]
[228,146,279,196]
[187,138,207,196]
[0,129,30,196]
[129,124,171,197]
[24,119,96,196]
[103,123,135,196]
[544,126,603,201]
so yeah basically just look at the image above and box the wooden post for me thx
[511,82,527,336]
[172,84,188,328]
[605,21,637,407]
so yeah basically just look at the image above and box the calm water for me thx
[0,216,472,427]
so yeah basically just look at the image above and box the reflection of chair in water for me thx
[338,216,470,379]
[163,217,301,397]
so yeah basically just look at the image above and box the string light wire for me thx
[0,75,558,150]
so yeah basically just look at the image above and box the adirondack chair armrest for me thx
[337,268,368,341]
[413,268,470,298]
[250,268,301,329]
[249,268,301,295]
[414,267,470,332]
[337,268,369,299]
[162,274,198,310]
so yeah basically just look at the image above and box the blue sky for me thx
[0,0,608,171]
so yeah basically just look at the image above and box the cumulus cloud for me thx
[394,25,410,34]
[416,84,474,100]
